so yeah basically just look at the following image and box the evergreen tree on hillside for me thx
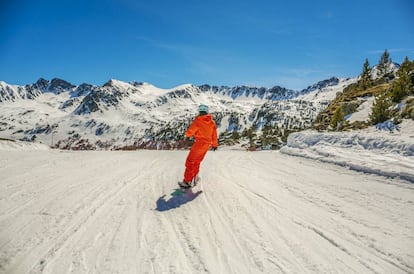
[378,49,392,76]
[260,125,280,149]
[358,59,372,90]
[400,56,414,86]
[390,56,414,102]
[370,91,392,124]
[399,56,411,72]
[242,127,257,148]
[330,106,345,130]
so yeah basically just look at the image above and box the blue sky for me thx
[1,0,413,90]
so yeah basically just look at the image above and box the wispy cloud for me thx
[320,11,334,19]
[135,35,211,57]
[134,35,239,80]
[368,48,413,55]
[240,66,332,90]
[135,35,180,52]
[133,36,344,89]
[269,28,293,36]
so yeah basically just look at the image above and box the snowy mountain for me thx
[0,77,353,149]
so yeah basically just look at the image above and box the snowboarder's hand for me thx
[183,137,194,147]
[211,146,217,151]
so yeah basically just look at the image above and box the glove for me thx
[211,146,217,151]
[182,137,193,149]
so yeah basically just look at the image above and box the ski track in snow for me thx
[0,150,413,274]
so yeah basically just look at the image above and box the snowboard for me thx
[173,176,200,196]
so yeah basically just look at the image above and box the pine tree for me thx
[400,56,411,72]
[242,127,257,148]
[378,49,392,76]
[260,125,280,149]
[370,92,392,124]
[380,49,391,64]
[358,59,372,90]
[390,56,414,102]
[391,73,411,103]
[330,106,345,130]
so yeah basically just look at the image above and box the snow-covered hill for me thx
[0,77,350,149]
[1,146,413,273]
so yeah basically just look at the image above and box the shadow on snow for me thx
[156,189,203,212]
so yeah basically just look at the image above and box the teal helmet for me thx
[198,104,209,114]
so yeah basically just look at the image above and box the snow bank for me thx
[281,120,414,182]
[0,139,50,151]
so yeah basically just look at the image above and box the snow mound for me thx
[0,139,50,151]
[281,120,414,182]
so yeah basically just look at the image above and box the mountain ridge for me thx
[0,77,341,103]
[0,76,353,150]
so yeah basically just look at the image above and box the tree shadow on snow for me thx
[155,189,203,212]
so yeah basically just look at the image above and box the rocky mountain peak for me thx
[302,77,340,93]
[34,78,49,90]
[47,78,76,94]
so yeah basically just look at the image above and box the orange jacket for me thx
[185,114,218,147]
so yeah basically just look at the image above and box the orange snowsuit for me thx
[183,114,218,183]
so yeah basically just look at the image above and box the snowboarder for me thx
[179,104,218,189]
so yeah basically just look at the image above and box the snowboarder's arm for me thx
[185,119,199,138]
[212,124,218,148]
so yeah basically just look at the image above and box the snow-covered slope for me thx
[298,77,357,103]
[1,149,413,273]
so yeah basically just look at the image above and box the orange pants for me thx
[184,141,211,182]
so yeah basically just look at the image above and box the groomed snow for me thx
[1,147,413,273]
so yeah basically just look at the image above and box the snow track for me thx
[0,150,413,273]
